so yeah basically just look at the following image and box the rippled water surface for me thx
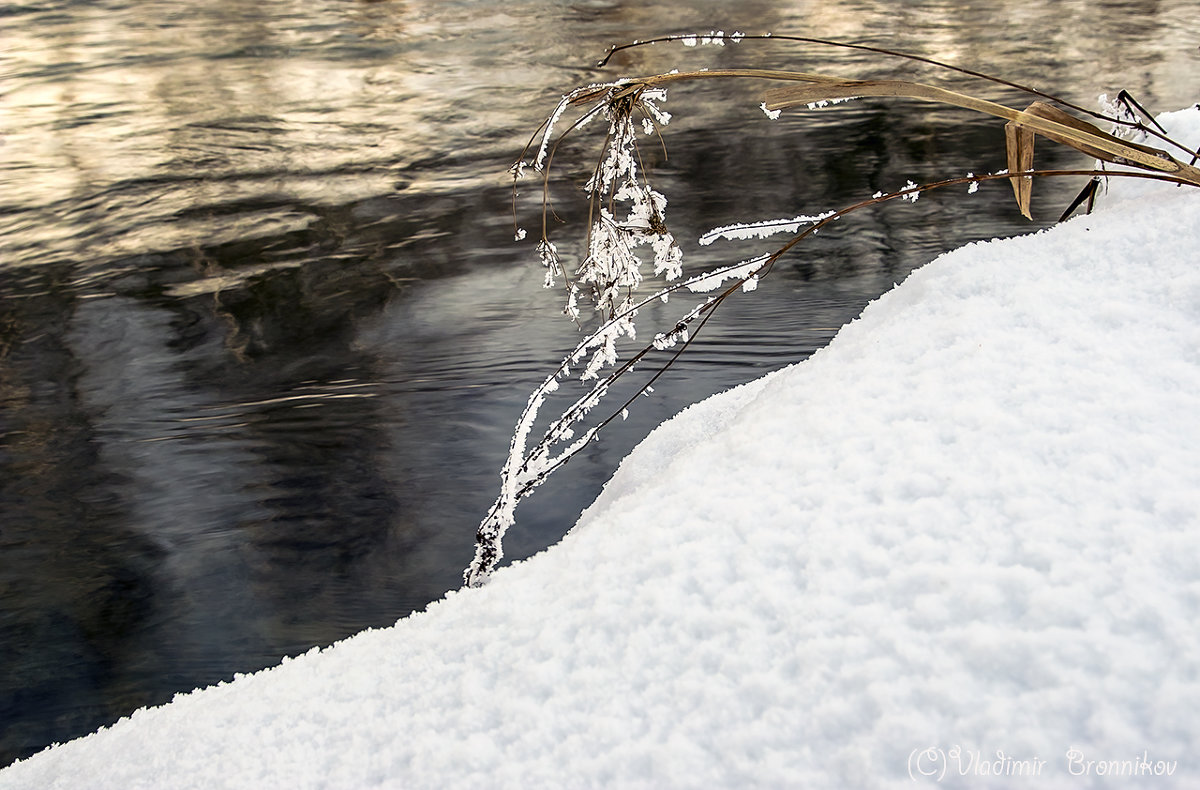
[2,0,1198,766]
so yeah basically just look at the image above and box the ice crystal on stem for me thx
[537,239,561,288]
[577,87,682,325]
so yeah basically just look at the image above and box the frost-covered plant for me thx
[464,33,1200,588]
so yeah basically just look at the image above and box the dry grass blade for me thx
[760,77,1200,213]
[760,80,1181,171]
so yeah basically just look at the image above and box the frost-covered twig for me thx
[465,250,774,586]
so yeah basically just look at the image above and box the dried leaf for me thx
[1005,117,1036,219]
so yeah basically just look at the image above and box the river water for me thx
[2,0,1197,767]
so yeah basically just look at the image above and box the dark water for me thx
[2,0,1198,767]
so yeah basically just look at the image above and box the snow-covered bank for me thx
[5,108,1200,789]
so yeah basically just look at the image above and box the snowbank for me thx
[4,109,1199,789]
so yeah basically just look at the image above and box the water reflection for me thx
[3,0,1199,768]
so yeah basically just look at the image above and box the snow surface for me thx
[5,109,1200,789]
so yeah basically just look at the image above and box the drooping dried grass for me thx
[469,37,1200,586]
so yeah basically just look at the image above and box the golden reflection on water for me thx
[6,0,1197,233]
[1,0,563,266]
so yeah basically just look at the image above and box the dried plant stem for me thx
[597,33,1193,157]
[474,36,1200,587]
[610,70,1200,185]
